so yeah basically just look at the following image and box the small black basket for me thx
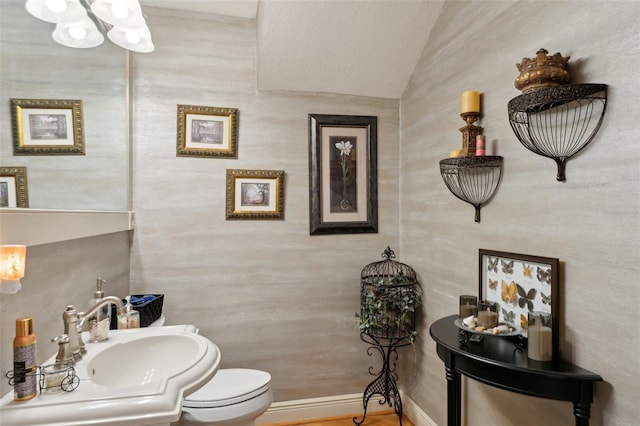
[109,294,164,329]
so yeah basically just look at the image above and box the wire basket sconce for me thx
[508,49,607,182]
[508,84,607,181]
[439,156,504,223]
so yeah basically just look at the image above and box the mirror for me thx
[0,0,129,211]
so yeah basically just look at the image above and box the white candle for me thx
[528,324,553,361]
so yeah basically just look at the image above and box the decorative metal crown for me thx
[515,48,571,93]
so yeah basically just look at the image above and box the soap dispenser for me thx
[88,278,111,342]
[117,296,140,329]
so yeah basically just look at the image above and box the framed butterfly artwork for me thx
[478,249,560,358]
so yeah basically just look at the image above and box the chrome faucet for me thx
[62,296,125,363]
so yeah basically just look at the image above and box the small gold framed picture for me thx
[225,169,285,220]
[10,98,85,155]
[0,167,29,208]
[177,104,239,158]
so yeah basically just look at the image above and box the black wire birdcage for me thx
[358,246,421,342]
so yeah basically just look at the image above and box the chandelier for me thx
[25,0,154,53]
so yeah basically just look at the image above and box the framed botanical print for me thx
[308,114,378,235]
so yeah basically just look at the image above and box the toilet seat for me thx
[183,369,271,409]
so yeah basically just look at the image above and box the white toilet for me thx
[179,368,273,426]
[150,316,273,426]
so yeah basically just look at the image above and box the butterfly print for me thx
[520,313,528,329]
[488,279,498,290]
[522,264,532,279]
[501,280,517,304]
[501,260,514,274]
[537,267,551,284]
[488,257,498,273]
[516,283,536,312]
[541,292,551,305]
[501,308,515,324]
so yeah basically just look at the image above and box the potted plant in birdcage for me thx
[356,272,422,344]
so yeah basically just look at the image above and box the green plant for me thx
[356,273,422,343]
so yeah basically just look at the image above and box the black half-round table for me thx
[429,315,603,426]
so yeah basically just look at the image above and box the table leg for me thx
[574,402,591,426]
[445,366,461,426]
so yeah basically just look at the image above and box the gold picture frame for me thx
[225,169,285,220]
[0,167,29,208]
[177,104,239,158]
[10,99,85,155]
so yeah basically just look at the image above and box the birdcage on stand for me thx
[354,247,422,426]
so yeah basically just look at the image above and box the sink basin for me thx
[88,334,205,388]
[0,325,221,426]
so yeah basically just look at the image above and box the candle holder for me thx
[459,295,477,319]
[527,311,553,361]
[458,112,483,157]
[477,301,498,328]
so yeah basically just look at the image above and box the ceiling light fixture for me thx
[25,0,154,53]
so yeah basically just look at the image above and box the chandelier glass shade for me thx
[52,15,105,48]
[25,0,154,53]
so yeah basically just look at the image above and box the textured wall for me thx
[0,232,130,397]
[0,0,128,211]
[129,9,400,402]
[399,1,639,425]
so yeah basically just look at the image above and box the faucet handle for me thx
[52,334,73,364]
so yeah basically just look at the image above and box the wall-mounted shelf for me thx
[0,209,134,246]
[439,156,503,223]
[508,83,607,181]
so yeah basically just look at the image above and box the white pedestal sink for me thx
[0,325,221,426]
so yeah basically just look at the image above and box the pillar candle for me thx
[528,324,553,361]
[477,309,498,328]
[459,304,476,318]
[475,135,486,156]
[461,91,480,113]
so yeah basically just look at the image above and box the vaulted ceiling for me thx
[140,0,444,99]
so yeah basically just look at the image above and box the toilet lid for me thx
[183,369,271,408]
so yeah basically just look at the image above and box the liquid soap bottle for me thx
[13,317,37,401]
[117,296,140,329]
[88,278,111,342]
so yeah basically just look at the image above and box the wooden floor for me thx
[264,411,414,426]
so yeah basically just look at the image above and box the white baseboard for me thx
[400,391,438,426]
[256,392,437,426]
